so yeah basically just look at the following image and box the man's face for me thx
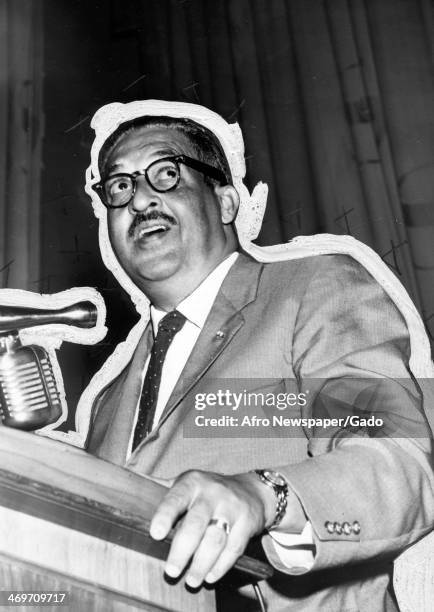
[103,126,234,292]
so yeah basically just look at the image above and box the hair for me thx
[98,115,232,188]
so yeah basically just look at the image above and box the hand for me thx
[149,470,276,588]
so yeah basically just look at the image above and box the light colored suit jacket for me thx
[87,252,434,612]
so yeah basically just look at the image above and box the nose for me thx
[128,176,162,214]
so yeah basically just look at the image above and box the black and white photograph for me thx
[0,1,434,611]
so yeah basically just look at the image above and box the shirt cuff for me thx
[268,521,315,573]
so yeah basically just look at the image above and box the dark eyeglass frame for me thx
[92,154,228,209]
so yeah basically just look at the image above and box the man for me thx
[80,100,434,611]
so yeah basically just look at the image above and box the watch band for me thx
[254,469,289,530]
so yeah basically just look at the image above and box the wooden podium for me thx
[0,427,271,611]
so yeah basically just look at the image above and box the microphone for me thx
[0,301,98,431]
[0,301,97,333]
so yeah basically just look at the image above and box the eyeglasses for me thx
[93,155,228,209]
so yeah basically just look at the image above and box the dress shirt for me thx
[127,251,239,458]
[127,251,314,571]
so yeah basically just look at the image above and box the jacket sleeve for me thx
[262,254,434,573]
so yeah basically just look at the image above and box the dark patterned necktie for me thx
[132,310,186,450]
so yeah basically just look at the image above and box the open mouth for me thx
[129,212,177,241]
[137,224,170,238]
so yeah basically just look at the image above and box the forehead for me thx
[104,126,194,173]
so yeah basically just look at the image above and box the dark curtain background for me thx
[108,0,434,323]
[3,0,434,424]
[0,0,43,289]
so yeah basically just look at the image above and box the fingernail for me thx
[150,524,165,540]
[186,574,202,588]
[165,563,180,578]
[205,572,217,583]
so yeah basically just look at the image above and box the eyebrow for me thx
[104,148,180,176]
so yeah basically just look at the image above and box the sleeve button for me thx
[342,522,352,535]
[325,521,335,534]
[352,521,361,535]
[334,522,342,535]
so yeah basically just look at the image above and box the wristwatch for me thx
[254,469,289,529]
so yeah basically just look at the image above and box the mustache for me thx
[128,211,177,237]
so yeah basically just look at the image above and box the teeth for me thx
[138,225,167,237]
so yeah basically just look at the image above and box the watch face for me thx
[263,470,286,487]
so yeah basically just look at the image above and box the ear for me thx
[214,185,240,225]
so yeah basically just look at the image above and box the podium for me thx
[0,427,272,611]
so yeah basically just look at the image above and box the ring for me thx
[208,518,231,535]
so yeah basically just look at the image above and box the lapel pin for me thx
[216,330,225,339]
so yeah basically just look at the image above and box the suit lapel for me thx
[156,253,264,429]
[96,321,154,464]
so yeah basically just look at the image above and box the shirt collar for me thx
[150,252,239,334]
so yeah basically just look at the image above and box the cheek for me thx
[175,193,220,237]
[107,213,128,251]
[177,211,209,249]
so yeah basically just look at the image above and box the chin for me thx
[131,257,181,285]
[115,241,177,279]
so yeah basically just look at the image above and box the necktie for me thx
[132,310,186,450]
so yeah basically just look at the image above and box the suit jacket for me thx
[86,252,434,612]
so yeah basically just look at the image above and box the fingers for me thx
[169,512,251,588]
[150,477,194,540]
[150,471,266,588]
[185,520,231,588]
[165,499,211,579]
[205,520,250,584]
